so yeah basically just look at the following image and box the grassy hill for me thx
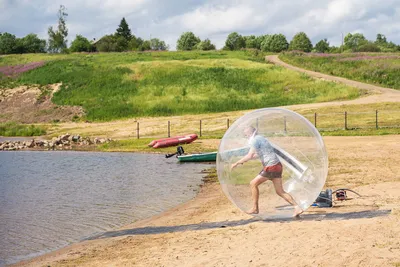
[279,51,400,89]
[1,51,360,121]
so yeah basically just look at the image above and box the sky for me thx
[1,0,400,50]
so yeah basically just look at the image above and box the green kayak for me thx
[177,151,217,162]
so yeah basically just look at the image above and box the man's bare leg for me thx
[247,175,269,214]
[271,178,303,217]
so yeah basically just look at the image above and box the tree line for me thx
[218,31,399,53]
[0,5,168,54]
[1,5,399,55]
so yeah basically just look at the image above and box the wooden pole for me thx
[284,116,287,133]
[168,121,170,137]
[314,113,317,128]
[200,120,202,137]
[376,110,378,129]
[345,111,348,130]
[137,122,139,139]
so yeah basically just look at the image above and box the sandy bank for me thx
[13,135,400,267]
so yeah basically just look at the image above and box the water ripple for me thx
[0,150,213,266]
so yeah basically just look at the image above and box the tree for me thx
[150,38,168,51]
[70,35,91,52]
[289,32,313,52]
[358,41,381,52]
[130,37,143,50]
[261,34,288,52]
[176,32,200,51]
[96,35,117,52]
[48,5,68,53]
[139,40,151,51]
[116,17,132,41]
[374,34,399,52]
[344,33,367,52]
[115,35,130,51]
[0,32,17,54]
[244,35,257,49]
[196,38,216,50]
[255,35,269,50]
[375,34,387,45]
[315,38,330,53]
[224,32,245,50]
[20,34,46,53]
[329,46,342,54]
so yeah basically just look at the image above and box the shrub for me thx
[289,32,313,52]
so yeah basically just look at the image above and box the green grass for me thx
[2,51,359,121]
[279,52,400,89]
[98,138,216,153]
[297,102,400,131]
[0,122,47,136]
[320,127,400,136]
[0,50,269,66]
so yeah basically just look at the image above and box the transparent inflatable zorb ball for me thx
[217,108,328,219]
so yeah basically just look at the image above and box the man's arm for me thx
[231,147,256,169]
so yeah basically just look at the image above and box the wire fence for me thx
[134,110,400,139]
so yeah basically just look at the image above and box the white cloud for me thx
[171,5,263,35]
[1,0,400,49]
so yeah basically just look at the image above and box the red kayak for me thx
[150,134,198,148]
[148,135,188,147]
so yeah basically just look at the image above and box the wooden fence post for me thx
[376,110,378,129]
[137,122,139,139]
[345,111,348,130]
[314,113,317,128]
[200,120,202,137]
[284,116,287,133]
[168,121,170,137]
[227,119,230,129]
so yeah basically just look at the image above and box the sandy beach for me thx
[12,135,400,267]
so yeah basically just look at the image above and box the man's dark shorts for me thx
[259,163,283,179]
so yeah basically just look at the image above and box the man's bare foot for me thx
[293,206,303,217]
[246,208,259,214]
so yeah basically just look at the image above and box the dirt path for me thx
[266,55,400,109]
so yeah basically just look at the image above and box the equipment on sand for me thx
[165,146,185,158]
[312,188,362,208]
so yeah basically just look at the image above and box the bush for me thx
[0,122,46,136]
[177,32,200,51]
[150,38,168,51]
[70,35,92,52]
[261,34,288,52]
[244,35,257,49]
[289,32,313,52]
[224,32,245,50]
[358,42,381,52]
[0,32,17,54]
[196,39,216,51]
[344,33,368,52]
[315,39,330,53]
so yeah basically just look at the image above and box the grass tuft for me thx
[0,122,46,136]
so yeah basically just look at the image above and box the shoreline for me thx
[10,135,400,267]
[9,170,219,267]
[0,158,215,266]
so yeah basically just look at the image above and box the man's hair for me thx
[245,126,257,135]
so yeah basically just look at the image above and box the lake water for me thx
[0,151,214,266]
